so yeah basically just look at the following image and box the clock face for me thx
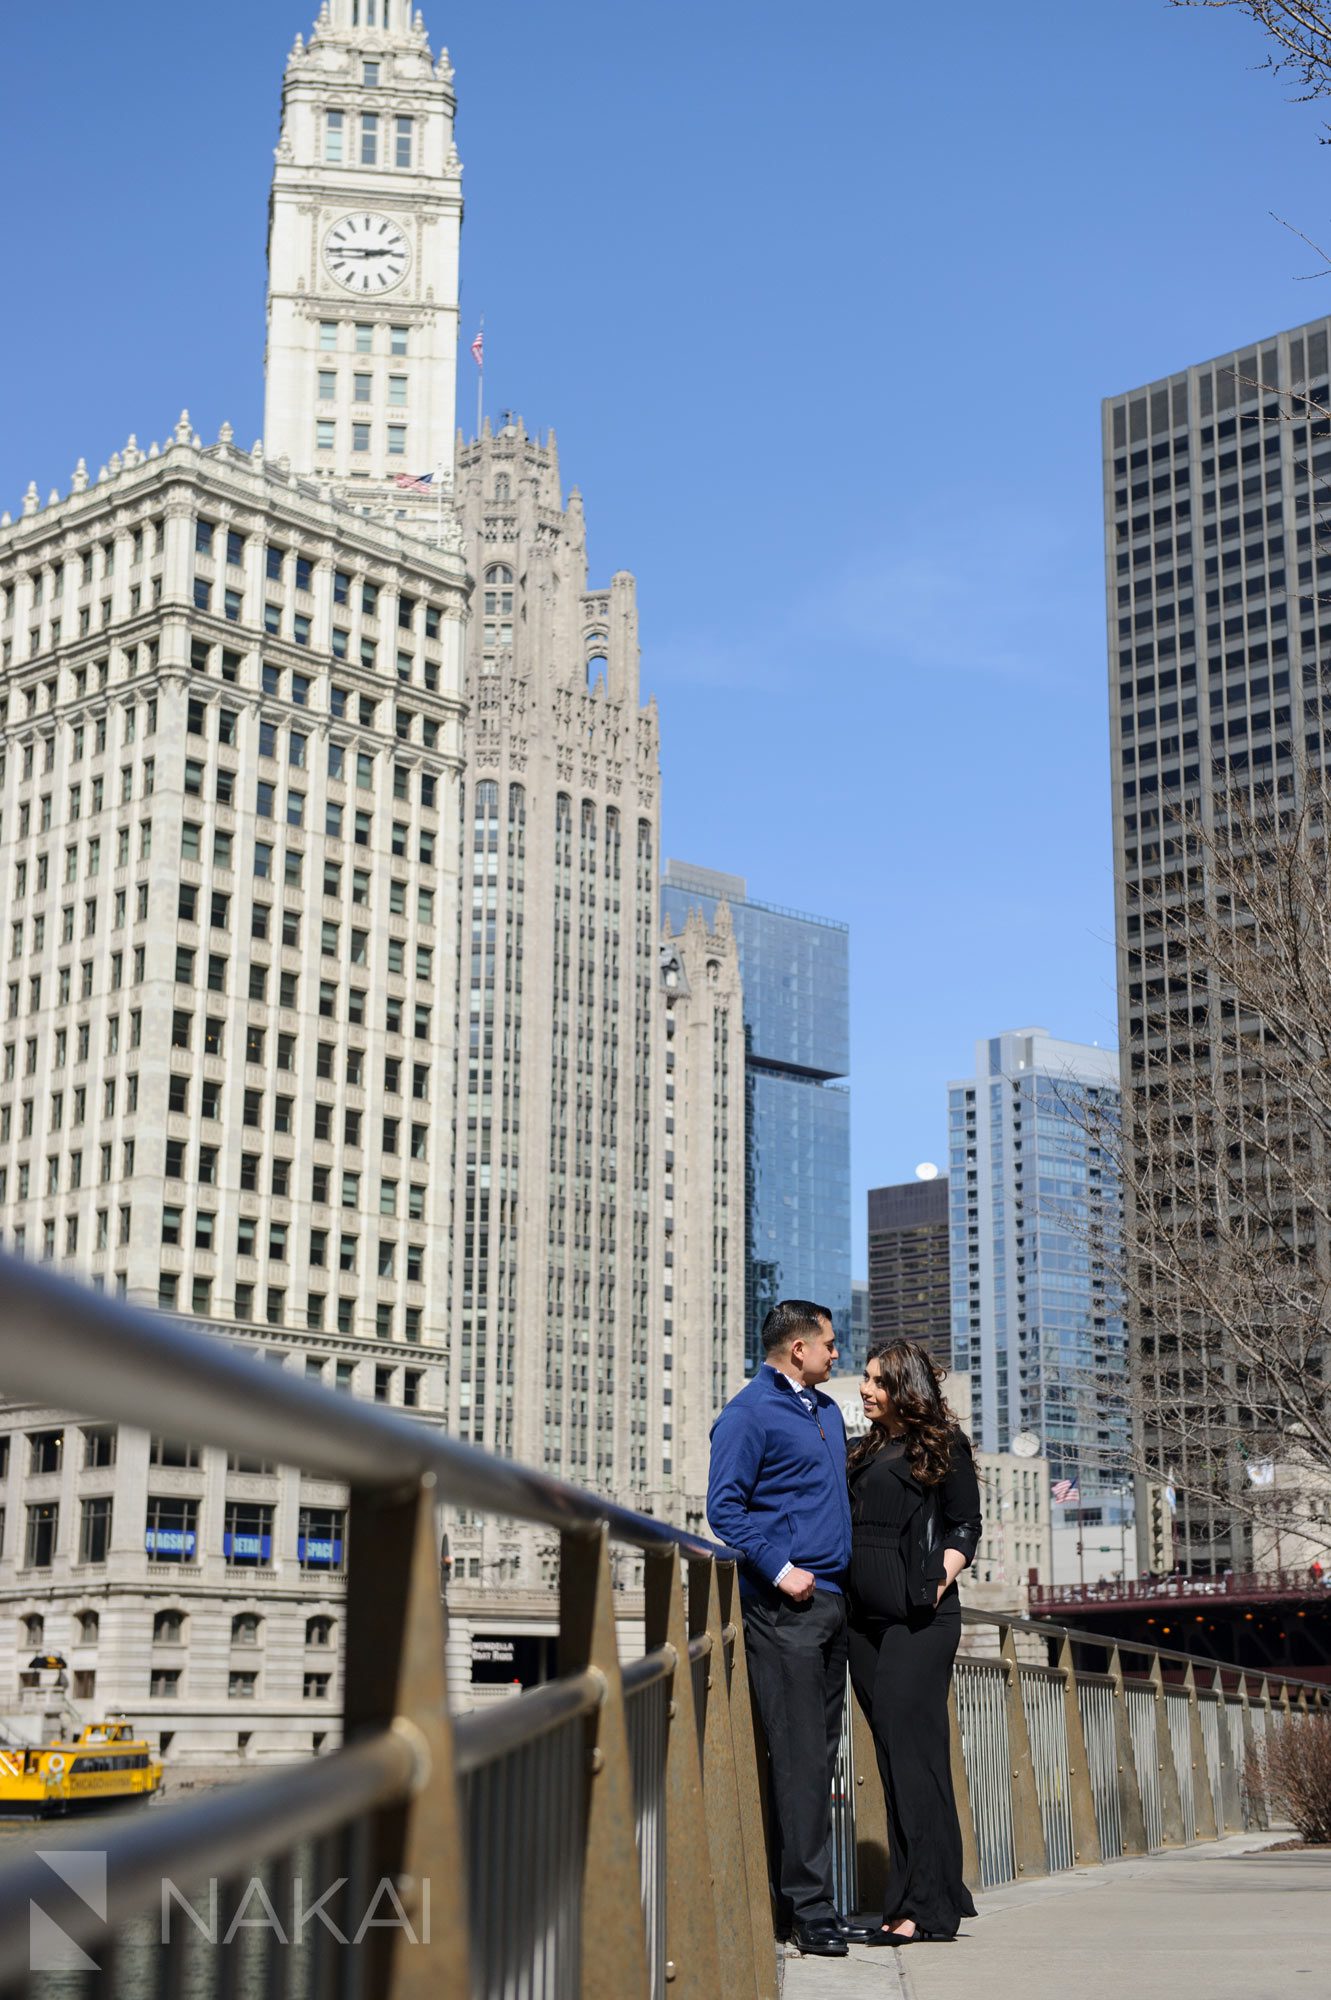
[323,212,410,294]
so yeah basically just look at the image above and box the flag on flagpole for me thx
[470,326,484,368]
[1051,1477,1081,1505]
[394,472,435,494]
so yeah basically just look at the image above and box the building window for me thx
[229,1671,258,1700]
[360,113,378,166]
[304,1673,332,1701]
[79,1498,112,1565]
[28,1429,63,1475]
[388,376,408,406]
[352,424,370,454]
[298,1507,346,1571]
[82,1427,116,1469]
[24,1503,58,1568]
[387,425,406,457]
[390,326,408,357]
[395,116,413,168]
[150,1669,181,1698]
[145,1497,198,1562]
[325,110,344,163]
[224,1503,274,1568]
[306,1616,334,1648]
[319,322,337,351]
[317,370,336,402]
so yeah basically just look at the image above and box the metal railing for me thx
[0,1252,1326,1995]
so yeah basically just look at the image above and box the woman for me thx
[846,1338,981,1944]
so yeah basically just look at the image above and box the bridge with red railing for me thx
[1029,1570,1331,1684]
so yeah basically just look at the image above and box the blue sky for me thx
[2,1,1322,1264]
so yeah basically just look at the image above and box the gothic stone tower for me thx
[659,907,746,1516]
[264,0,462,523]
[447,421,670,1519]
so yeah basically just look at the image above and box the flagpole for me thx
[436,460,444,548]
[476,315,484,440]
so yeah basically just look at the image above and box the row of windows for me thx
[318,320,410,357]
[325,108,415,169]
[317,369,410,406]
[192,526,445,628]
[315,420,410,456]
[20,1496,348,1570]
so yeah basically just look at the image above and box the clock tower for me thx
[264,0,463,515]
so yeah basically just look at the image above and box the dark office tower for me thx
[661,861,851,1375]
[1104,318,1329,1573]
[848,1279,870,1376]
[867,1179,951,1367]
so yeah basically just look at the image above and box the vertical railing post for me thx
[1212,1669,1242,1832]
[687,1559,764,2000]
[713,1563,778,2000]
[560,1524,652,2000]
[946,1682,981,1894]
[643,1549,723,2000]
[343,1473,471,1999]
[998,1626,1047,1879]
[849,1695,890,1910]
[1184,1662,1219,1842]
[1054,1636,1102,1867]
[1149,1656,1186,1848]
[1240,1677,1266,1831]
[1107,1646,1148,1856]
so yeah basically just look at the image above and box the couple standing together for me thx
[707,1299,982,1955]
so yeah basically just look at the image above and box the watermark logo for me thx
[30,1850,106,1973]
[25,1858,430,1970]
[163,1876,431,1946]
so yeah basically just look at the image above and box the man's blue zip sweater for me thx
[706,1365,851,1597]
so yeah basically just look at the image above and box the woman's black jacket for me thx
[848,1431,983,1614]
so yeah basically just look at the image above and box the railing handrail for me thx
[0,1251,736,1564]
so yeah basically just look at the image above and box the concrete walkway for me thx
[781,1835,1330,2000]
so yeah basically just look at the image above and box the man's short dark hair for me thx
[761,1299,834,1355]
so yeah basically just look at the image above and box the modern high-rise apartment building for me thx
[948,1032,1128,1526]
[867,1177,951,1366]
[1104,318,1330,1571]
[660,862,851,1373]
[0,0,742,1755]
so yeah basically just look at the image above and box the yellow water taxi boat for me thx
[0,1718,162,1817]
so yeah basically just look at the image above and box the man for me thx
[707,1299,877,1957]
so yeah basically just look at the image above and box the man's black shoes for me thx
[790,1919,848,1957]
[835,1915,888,1942]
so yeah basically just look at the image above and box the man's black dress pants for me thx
[742,1586,847,1927]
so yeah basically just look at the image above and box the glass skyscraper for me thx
[661,862,851,1374]
[948,1030,1129,1524]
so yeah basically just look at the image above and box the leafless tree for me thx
[1170,2,1331,106]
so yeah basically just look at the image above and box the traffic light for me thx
[1147,1484,1174,1573]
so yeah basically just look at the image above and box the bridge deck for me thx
[781,1834,1329,2000]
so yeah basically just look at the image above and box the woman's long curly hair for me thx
[846,1338,967,1487]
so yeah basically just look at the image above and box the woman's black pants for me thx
[847,1596,977,1938]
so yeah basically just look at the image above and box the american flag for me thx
[470,326,484,367]
[394,472,435,494]
[1051,1477,1081,1505]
